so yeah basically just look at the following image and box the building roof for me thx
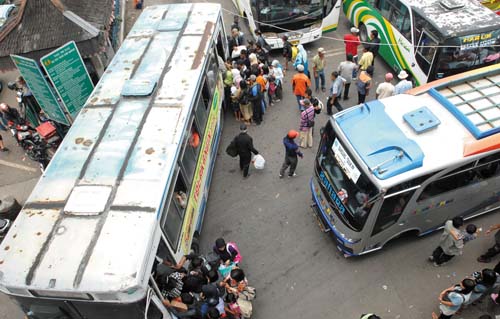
[406,0,500,37]
[0,0,114,69]
[0,3,221,299]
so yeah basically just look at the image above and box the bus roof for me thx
[333,64,500,190]
[406,0,500,37]
[0,3,220,296]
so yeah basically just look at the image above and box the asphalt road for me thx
[0,0,498,319]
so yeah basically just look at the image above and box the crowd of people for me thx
[224,21,416,180]
[155,237,255,319]
[428,219,500,318]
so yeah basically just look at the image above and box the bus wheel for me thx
[359,24,368,43]
[191,236,200,255]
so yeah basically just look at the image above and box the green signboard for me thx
[10,55,70,126]
[40,41,94,120]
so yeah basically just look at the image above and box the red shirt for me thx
[344,34,360,56]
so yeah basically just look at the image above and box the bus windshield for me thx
[252,0,323,32]
[434,30,500,77]
[317,122,379,231]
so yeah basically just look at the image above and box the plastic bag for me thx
[252,154,265,170]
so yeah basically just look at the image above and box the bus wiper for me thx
[371,151,404,175]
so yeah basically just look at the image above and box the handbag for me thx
[226,139,238,157]
[237,299,253,318]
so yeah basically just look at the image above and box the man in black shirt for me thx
[232,124,259,178]
[367,30,380,66]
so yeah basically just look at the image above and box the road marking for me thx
[0,159,38,172]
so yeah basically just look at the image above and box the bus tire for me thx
[359,23,368,43]
[191,236,200,255]
[383,229,419,249]
[0,196,21,221]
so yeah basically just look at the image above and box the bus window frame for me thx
[377,0,413,42]
[161,167,187,250]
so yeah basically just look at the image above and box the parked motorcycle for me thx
[7,120,54,170]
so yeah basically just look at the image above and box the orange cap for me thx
[287,130,299,139]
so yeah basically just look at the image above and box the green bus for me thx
[343,0,500,85]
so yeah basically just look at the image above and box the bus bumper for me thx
[310,178,357,257]
[265,25,322,50]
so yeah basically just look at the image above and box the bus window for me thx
[416,31,438,75]
[435,33,500,78]
[201,79,211,110]
[162,172,187,248]
[146,300,163,319]
[373,189,415,235]
[206,53,218,93]
[181,121,200,181]
[195,95,207,136]
[417,163,476,201]
[476,155,500,179]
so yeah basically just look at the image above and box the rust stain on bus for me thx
[192,22,214,70]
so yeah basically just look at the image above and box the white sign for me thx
[332,138,361,183]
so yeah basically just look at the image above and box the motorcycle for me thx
[7,120,54,170]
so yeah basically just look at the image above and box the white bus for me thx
[0,3,227,318]
[311,64,500,256]
[233,0,342,49]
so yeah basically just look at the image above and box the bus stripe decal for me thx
[344,0,418,85]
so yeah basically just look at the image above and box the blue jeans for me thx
[296,95,304,111]
[314,69,325,91]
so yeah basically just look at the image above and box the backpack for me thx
[227,242,242,263]
[291,45,298,61]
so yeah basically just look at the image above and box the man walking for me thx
[327,71,344,115]
[429,217,465,266]
[312,48,326,93]
[292,64,311,111]
[233,124,259,178]
[299,99,315,148]
[344,27,360,63]
[338,54,356,100]
[394,70,413,95]
[376,73,395,99]
[279,130,303,178]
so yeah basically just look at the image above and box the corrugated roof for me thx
[0,0,114,69]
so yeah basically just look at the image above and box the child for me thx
[268,75,277,105]
[462,224,479,244]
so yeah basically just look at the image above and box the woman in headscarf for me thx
[293,44,309,77]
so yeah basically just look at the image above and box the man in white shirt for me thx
[394,70,413,95]
[376,73,395,99]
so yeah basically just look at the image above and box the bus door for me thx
[415,31,439,80]
[364,188,417,250]
[321,0,340,33]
